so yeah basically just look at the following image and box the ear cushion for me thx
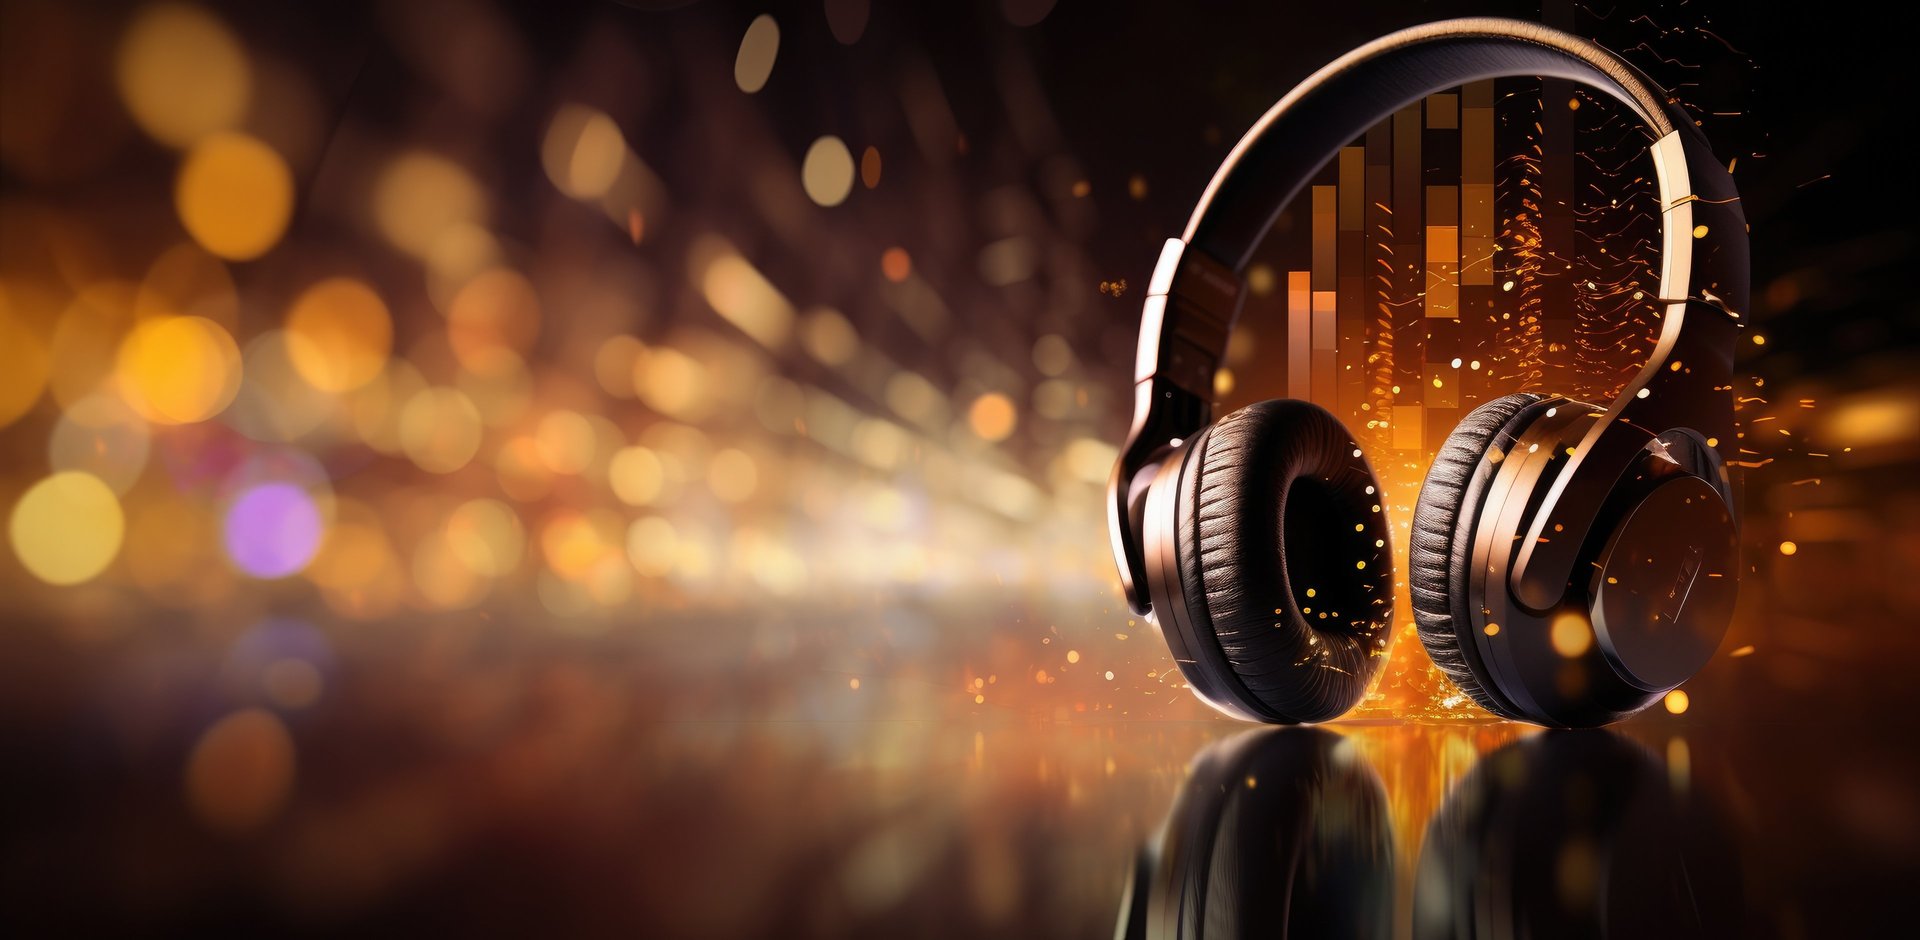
[1177,400,1394,723]
[1408,392,1547,720]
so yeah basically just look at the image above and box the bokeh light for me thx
[49,394,150,493]
[184,707,294,835]
[399,386,483,473]
[9,471,124,586]
[802,135,856,207]
[446,498,525,578]
[733,15,779,94]
[373,150,485,258]
[542,103,628,199]
[284,278,393,393]
[0,285,50,428]
[115,314,242,423]
[967,392,1018,442]
[223,482,323,578]
[447,268,541,373]
[174,132,293,260]
[115,3,250,147]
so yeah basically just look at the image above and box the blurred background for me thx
[1,0,1915,935]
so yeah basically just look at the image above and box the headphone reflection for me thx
[1119,730,1741,939]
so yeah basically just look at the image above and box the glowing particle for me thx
[1778,540,1797,556]
[881,247,912,282]
[1568,96,1580,110]
[1636,387,1651,398]
[1730,645,1755,657]
[849,677,860,691]
[975,693,985,704]
[1355,560,1366,570]
[1450,357,1462,369]
[1352,448,1362,458]
[223,483,322,579]
[1550,611,1593,657]
[968,392,1017,442]
[1034,669,1048,684]
[1104,670,1114,681]
[175,132,293,261]
[1484,622,1500,637]
[1502,280,1515,292]
[1128,175,1147,199]
[1306,588,1316,598]
[1706,437,1719,447]
[802,136,856,207]
[1664,689,1690,714]
[860,146,882,188]
[733,15,779,93]
[1432,377,1443,388]
[1469,359,1482,370]
[1692,224,1709,239]
[9,472,123,585]
[1752,334,1766,345]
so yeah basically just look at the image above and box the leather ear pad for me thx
[1177,400,1394,723]
[1408,392,1548,720]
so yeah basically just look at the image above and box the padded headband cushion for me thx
[1408,392,1549,720]
[1177,400,1393,723]
[1185,18,1679,269]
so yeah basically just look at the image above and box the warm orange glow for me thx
[0,286,50,428]
[968,393,1017,442]
[116,3,251,147]
[115,315,242,424]
[374,151,485,258]
[284,278,393,393]
[185,708,294,834]
[448,268,542,372]
[174,132,293,261]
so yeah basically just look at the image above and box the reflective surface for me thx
[5,608,1916,936]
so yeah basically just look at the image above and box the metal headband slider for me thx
[1134,240,1245,395]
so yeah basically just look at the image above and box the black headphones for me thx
[1107,18,1747,727]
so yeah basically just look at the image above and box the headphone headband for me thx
[1111,18,1748,616]
[1184,17,1674,268]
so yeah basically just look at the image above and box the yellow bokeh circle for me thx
[10,471,124,585]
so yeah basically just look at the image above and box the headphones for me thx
[1107,18,1747,727]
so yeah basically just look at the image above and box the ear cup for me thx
[1177,400,1394,723]
[1408,392,1550,719]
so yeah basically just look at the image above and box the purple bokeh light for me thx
[223,483,323,579]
